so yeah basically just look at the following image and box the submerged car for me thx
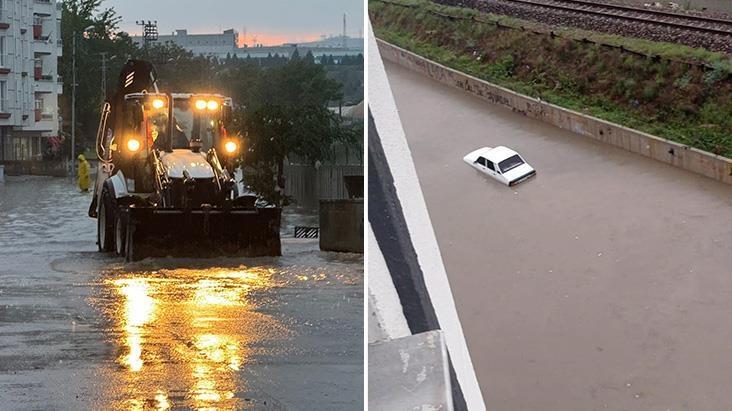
[463,146,536,186]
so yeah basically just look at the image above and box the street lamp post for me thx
[70,25,94,178]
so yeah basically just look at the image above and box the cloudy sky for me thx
[104,0,364,46]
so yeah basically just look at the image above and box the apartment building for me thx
[0,0,62,162]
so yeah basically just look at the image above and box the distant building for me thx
[0,0,62,162]
[131,29,363,61]
[232,43,363,61]
[132,29,238,56]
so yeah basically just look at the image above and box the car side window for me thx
[486,161,495,171]
[476,157,486,167]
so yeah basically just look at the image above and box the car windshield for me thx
[499,154,525,173]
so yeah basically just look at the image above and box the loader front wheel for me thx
[97,189,115,252]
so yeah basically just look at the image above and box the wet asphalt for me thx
[385,60,732,411]
[0,176,363,410]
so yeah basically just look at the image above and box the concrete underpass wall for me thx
[377,39,732,185]
[319,199,364,253]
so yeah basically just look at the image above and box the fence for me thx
[284,164,364,209]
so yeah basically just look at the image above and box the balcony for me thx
[33,39,55,55]
[35,76,57,93]
[33,1,54,17]
[0,99,10,119]
[0,6,9,30]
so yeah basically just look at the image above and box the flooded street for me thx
[385,61,732,410]
[0,177,363,410]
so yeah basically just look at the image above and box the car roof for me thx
[470,146,519,163]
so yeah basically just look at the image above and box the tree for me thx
[239,58,358,205]
[60,0,134,154]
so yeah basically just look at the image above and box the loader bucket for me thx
[121,206,281,261]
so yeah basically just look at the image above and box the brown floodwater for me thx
[385,60,732,411]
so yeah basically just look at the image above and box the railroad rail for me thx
[500,0,732,36]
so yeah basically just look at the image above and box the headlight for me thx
[152,98,165,109]
[127,138,141,152]
[195,100,207,110]
[207,100,219,111]
[224,141,237,154]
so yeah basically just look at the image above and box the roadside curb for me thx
[376,39,732,185]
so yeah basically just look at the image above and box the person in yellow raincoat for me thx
[77,154,90,192]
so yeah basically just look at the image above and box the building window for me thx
[0,36,5,67]
[0,80,6,112]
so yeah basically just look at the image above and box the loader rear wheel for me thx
[97,190,115,252]
[114,213,126,256]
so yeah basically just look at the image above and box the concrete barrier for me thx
[369,330,452,410]
[377,39,732,185]
[319,199,364,253]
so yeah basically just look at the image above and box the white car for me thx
[463,146,536,186]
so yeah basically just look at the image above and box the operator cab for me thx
[104,92,237,195]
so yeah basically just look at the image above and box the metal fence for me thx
[284,163,364,208]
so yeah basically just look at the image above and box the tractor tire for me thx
[97,188,115,252]
[114,212,126,256]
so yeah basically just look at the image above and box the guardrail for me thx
[377,39,732,185]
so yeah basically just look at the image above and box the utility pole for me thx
[100,52,108,102]
[342,13,347,48]
[136,20,159,46]
[71,26,94,177]
[71,32,76,176]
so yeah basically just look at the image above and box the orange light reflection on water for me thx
[108,266,284,409]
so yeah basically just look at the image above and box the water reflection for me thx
[107,266,287,409]
[116,278,156,372]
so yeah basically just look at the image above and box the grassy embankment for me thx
[370,0,732,157]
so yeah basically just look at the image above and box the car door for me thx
[474,156,489,175]
[484,159,500,181]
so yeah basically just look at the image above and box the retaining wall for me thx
[0,160,68,177]
[377,39,732,185]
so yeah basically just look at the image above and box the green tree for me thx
[60,0,135,154]
[239,58,358,205]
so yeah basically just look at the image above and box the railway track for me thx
[433,0,732,53]
[502,0,732,37]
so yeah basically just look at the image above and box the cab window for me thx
[486,161,495,171]
[476,157,486,167]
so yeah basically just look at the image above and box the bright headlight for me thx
[195,100,207,110]
[127,138,141,152]
[207,100,219,111]
[152,98,165,109]
[224,141,237,154]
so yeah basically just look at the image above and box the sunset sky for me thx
[104,0,364,46]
